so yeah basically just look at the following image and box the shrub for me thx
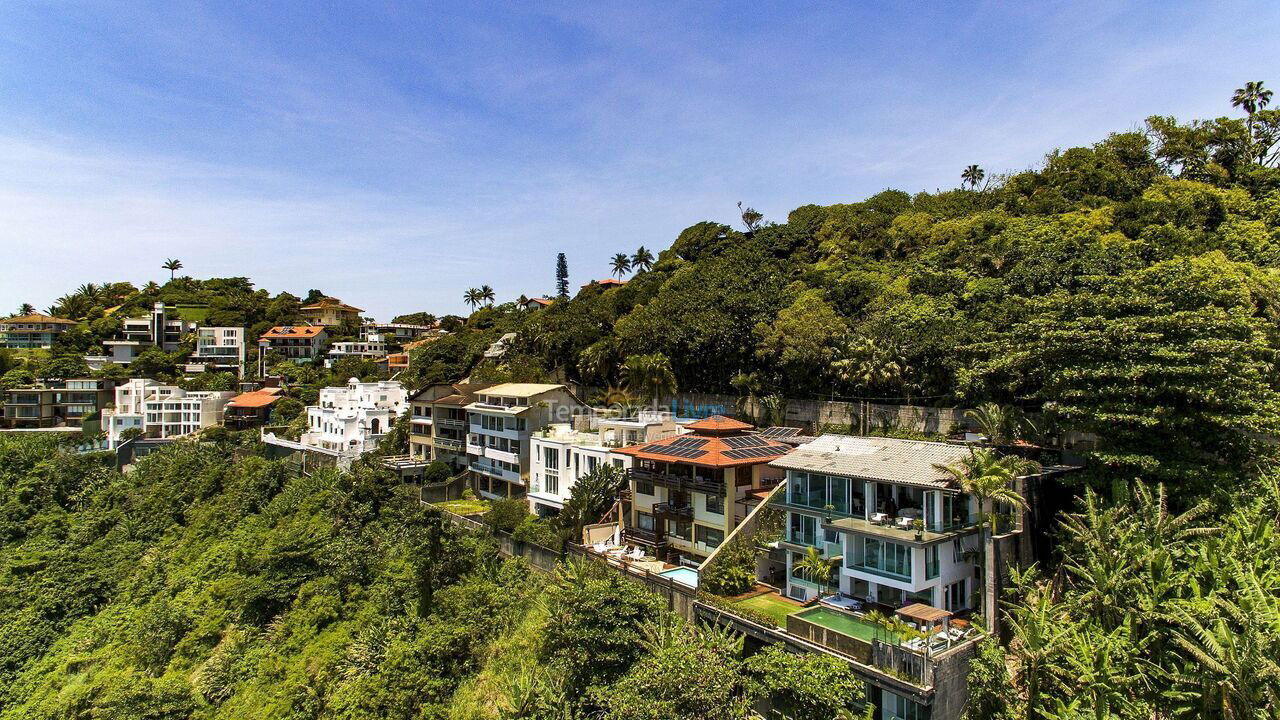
[484,497,529,534]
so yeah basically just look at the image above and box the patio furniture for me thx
[870,512,888,525]
[895,516,913,530]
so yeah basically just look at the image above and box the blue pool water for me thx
[659,566,699,588]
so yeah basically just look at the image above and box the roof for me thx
[770,435,972,490]
[1,313,77,325]
[896,603,953,624]
[412,382,496,406]
[300,297,364,312]
[581,278,627,288]
[613,425,792,468]
[686,414,755,433]
[479,383,564,398]
[227,389,283,408]
[261,325,325,339]
[523,297,553,307]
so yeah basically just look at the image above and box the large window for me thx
[885,691,930,720]
[704,493,723,515]
[695,525,723,548]
[788,513,819,547]
[849,536,912,581]
[636,479,655,496]
[543,446,559,470]
[926,544,940,580]
[786,471,851,514]
[637,512,655,531]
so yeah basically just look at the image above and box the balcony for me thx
[627,467,724,497]
[434,437,465,452]
[824,515,979,545]
[652,501,693,520]
[623,525,667,548]
[437,416,467,429]
[486,446,519,465]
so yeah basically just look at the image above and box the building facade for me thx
[103,380,235,446]
[223,388,284,429]
[259,326,328,363]
[527,411,685,517]
[0,379,113,429]
[299,297,364,326]
[773,435,982,614]
[0,313,78,349]
[302,379,407,455]
[613,415,790,565]
[361,322,434,344]
[463,383,583,499]
[325,338,388,366]
[188,327,246,374]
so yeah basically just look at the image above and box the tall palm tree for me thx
[162,258,183,280]
[965,402,1036,446]
[480,284,496,307]
[463,288,483,310]
[1232,80,1273,135]
[794,545,838,592]
[17,303,35,316]
[609,253,632,279]
[621,353,677,405]
[961,164,985,191]
[631,246,654,273]
[937,448,1037,629]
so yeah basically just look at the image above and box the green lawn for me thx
[434,498,490,517]
[732,592,803,627]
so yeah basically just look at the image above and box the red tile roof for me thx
[227,389,283,408]
[613,424,791,468]
[2,313,77,325]
[686,414,755,433]
[261,326,325,339]
[580,278,627,288]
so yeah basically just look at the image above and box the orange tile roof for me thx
[686,414,755,433]
[300,297,364,312]
[613,425,791,468]
[524,297,553,306]
[261,326,325,339]
[2,313,77,325]
[227,389,283,408]
[581,278,627,288]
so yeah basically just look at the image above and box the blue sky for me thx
[1,1,1277,318]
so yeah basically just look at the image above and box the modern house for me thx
[464,383,584,499]
[187,327,246,375]
[772,435,981,614]
[361,322,434,344]
[0,313,78,349]
[0,378,113,429]
[223,387,284,429]
[259,326,328,363]
[302,379,407,455]
[298,297,364,326]
[103,379,236,446]
[407,382,493,472]
[613,415,791,565]
[528,410,684,517]
[325,338,388,366]
[101,302,199,364]
[580,278,627,290]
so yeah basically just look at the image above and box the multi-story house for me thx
[0,313,78,349]
[613,415,791,565]
[103,379,235,445]
[223,388,284,429]
[187,327,246,375]
[361,322,434,344]
[325,337,388,367]
[102,302,199,364]
[259,326,328,364]
[528,411,684,517]
[406,383,493,471]
[773,435,981,614]
[0,378,113,429]
[298,297,364,326]
[302,379,407,455]
[482,332,518,360]
[464,383,583,499]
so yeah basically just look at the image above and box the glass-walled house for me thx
[773,435,984,612]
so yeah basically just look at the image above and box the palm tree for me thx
[621,353,677,405]
[794,545,838,592]
[142,281,160,295]
[17,303,34,316]
[965,402,1036,446]
[559,464,628,538]
[1232,80,1273,135]
[609,253,632,279]
[936,448,1037,630]
[961,164,985,191]
[463,288,483,310]
[480,285,496,307]
[162,258,183,280]
[631,246,654,273]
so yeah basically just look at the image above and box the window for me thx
[850,536,912,581]
[695,525,723,548]
[543,447,559,470]
[545,474,559,495]
[515,418,527,431]
[788,513,818,546]
[586,455,599,473]
[636,480,655,496]
[885,691,930,720]
[704,494,723,515]
[926,544,940,580]
[637,512,655,531]
[669,520,692,540]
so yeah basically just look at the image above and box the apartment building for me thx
[0,378,113,429]
[0,313,78,349]
[259,326,328,363]
[613,415,790,565]
[103,379,235,446]
[464,383,583,499]
[528,411,684,517]
[407,383,493,471]
[302,379,406,455]
[187,327,246,375]
[773,435,981,614]
[298,297,363,326]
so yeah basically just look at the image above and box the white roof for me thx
[770,434,972,490]
[480,383,564,398]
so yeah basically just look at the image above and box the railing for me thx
[628,467,725,497]
[434,437,465,452]
[653,502,693,520]
[623,525,666,547]
[437,417,467,429]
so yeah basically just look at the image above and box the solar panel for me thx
[759,426,802,438]
[669,436,709,449]
[724,446,784,460]
[724,435,768,449]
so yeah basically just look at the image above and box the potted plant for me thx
[824,503,835,523]
[912,519,924,541]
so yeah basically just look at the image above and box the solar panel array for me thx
[759,426,802,438]
[638,436,709,459]
[723,435,769,449]
[723,445,784,460]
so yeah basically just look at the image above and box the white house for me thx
[464,383,583,499]
[528,411,684,516]
[103,379,235,447]
[773,435,982,612]
[187,327,246,375]
[325,336,389,367]
[302,378,407,455]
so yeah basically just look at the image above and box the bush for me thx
[484,497,529,534]
[511,515,562,549]
[699,533,757,596]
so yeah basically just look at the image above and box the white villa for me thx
[302,379,407,455]
[528,411,684,516]
[325,337,389,366]
[464,383,583,499]
[774,435,982,612]
[103,378,236,447]
[187,327,246,375]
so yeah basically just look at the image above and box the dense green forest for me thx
[0,434,865,719]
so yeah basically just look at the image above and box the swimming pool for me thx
[659,566,699,588]
[793,607,894,643]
